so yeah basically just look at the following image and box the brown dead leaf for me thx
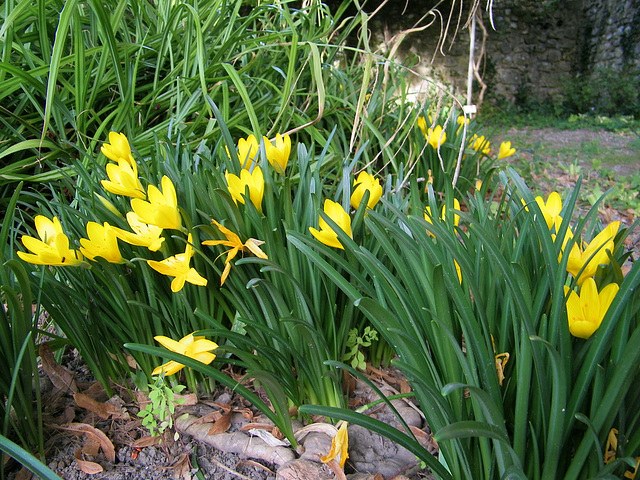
[193,411,222,425]
[108,352,140,370]
[82,439,101,457]
[240,408,254,420]
[39,343,78,393]
[62,423,116,463]
[132,436,162,448]
[399,379,412,394]
[212,402,232,413]
[176,393,198,406]
[171,453,191,480]
[240,422,275,432]
[14,467,33,480]
[408,425,426,437]
[74,393,127,420]
[74,449,103,474]
[207,411,232,435]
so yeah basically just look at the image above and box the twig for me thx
[208,456,252,480]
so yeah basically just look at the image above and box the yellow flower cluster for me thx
[532,192,621,339]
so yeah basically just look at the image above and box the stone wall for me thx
[365,0,640,107]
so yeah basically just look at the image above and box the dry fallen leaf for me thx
[171,453,191,480]
[60,423,116,463]
[82,439,101,457]
[39,343,78,393]
[74,393,127,420]
[207,411,232,435]
[74,449,103,475]
[132,436,162,448]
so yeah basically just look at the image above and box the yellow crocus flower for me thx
[101,132,135,166]
[147,234,208,292]
[469,134,490,154]
[226,134,260,170]
[424,198,461,227]
[264,133,291,174]
[203,219,268,286]
[564,278,619,339]
[112,212,165,252]
[498,141,516,160]
[564,221,619,285]
[426,125,447,149]
[17,216,83,266]
[79,222,124,263]
[350,171,383,210]
[101,158,145,199]
[535,192,563,229]
[309,200,353,250]
[225,166,264,213]
[321,422,349,468]
[131,176,181,230]
[152,333,218,377]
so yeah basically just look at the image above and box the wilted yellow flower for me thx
[604,428,640,478]
[265,133,291,174]
[131,176,181,230]
[101,132,135,166]
[203,219,268,286]
[425,198,461,227]
[321,422,349,468]
[147,234,208,292]
[112,212,165,252]
[309,200,353,250]
[225,166,264,213]
[101,158,145,199]
[565,221,619,285]
[79,222,124,263]
[17,216,83,266]
[152,333,218,377]
[226,134,260,170]
[535,192,563,229]
[564,278,619,339]
[350,171,383,210]
[498,141,516,160]
[469,134,490,154]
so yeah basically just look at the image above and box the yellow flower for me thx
[227,134,260,170]
[535,192,563,229]
[79,222,124,263]
[424,198,461,227]
[454,259,462,284]
[565,221,619,285]
[475,179,483,191]
[491,335,509,387]
[417,115,429,137]
[131,176,181,230]
[498,141,516,160]
[265,133,291,174]
[456,115,469,133]
[112,212,165,252]
[564,278,619,339]
[426,125,446,149]
[152,333,218,377]
[469,134,490,154]
[101,132,135,166]
[225,166,264,213]
[309,200,353,250]
[202,219,268,286]
[147,234,208,292]
[101,158,145,199]
[17,216,83,266]
[321,422,349,468]
[350,171,382,210]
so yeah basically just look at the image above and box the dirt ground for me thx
[7,351,434,480]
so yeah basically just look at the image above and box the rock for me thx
[276,459,333,480]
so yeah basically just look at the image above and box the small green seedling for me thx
[343,326,379,371]
[137,375,186,439]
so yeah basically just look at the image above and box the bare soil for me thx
[7,352,434,480]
